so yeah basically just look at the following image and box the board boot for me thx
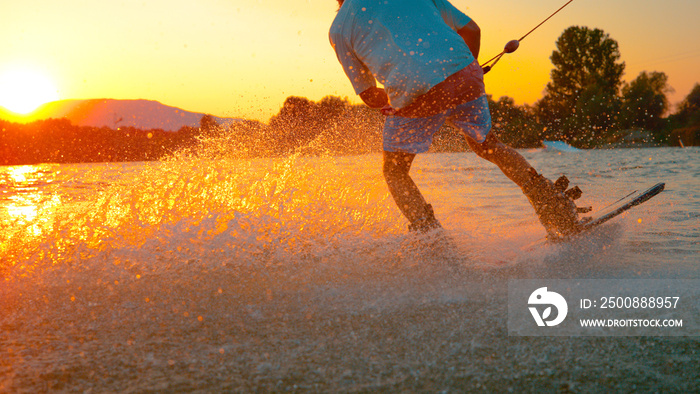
[521,169,591,239]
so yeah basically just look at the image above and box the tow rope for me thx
[481,0,576,74]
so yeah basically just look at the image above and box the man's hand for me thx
[380,105,397,116]
[359,86,389,108]
[457,20,480,60]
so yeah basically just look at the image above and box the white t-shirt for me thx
[329,0,474,109]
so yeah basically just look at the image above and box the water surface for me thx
[1,146,698,391]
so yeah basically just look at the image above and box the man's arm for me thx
[359,86,389,108]
[457,20,480,60]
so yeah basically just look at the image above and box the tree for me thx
[316,95,349,124]
[199,114,218,136]
[488,96,542,148]
[664,83,700,146]
[537,26,625,145]
[620,71,672,131]
[676,83,700,124]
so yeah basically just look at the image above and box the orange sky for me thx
[1,0,699,122]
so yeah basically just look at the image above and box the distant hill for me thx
[0,99,242,131]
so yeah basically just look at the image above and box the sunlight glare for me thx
[0,67,59,114]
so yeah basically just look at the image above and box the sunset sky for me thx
[1,0,699,122]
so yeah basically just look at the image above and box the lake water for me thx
[1,144,698,391]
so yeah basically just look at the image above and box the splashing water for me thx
[1,132,697,391]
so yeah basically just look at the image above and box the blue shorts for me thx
[383,95,492,154]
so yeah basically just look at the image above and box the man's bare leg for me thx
[463,132,583,237]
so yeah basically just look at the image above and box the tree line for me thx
[0,118,204,165]
[1,26,698,166]
[515,26,699,148]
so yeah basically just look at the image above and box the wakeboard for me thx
[556,182,665,242]
[529,182,666,247]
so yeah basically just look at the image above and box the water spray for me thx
[481,0,576,74]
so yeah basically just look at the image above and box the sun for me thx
[0,67,60,115]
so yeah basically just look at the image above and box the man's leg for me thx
[383,150,441,232]
[462,132,533,188]
[462,133,583,237]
